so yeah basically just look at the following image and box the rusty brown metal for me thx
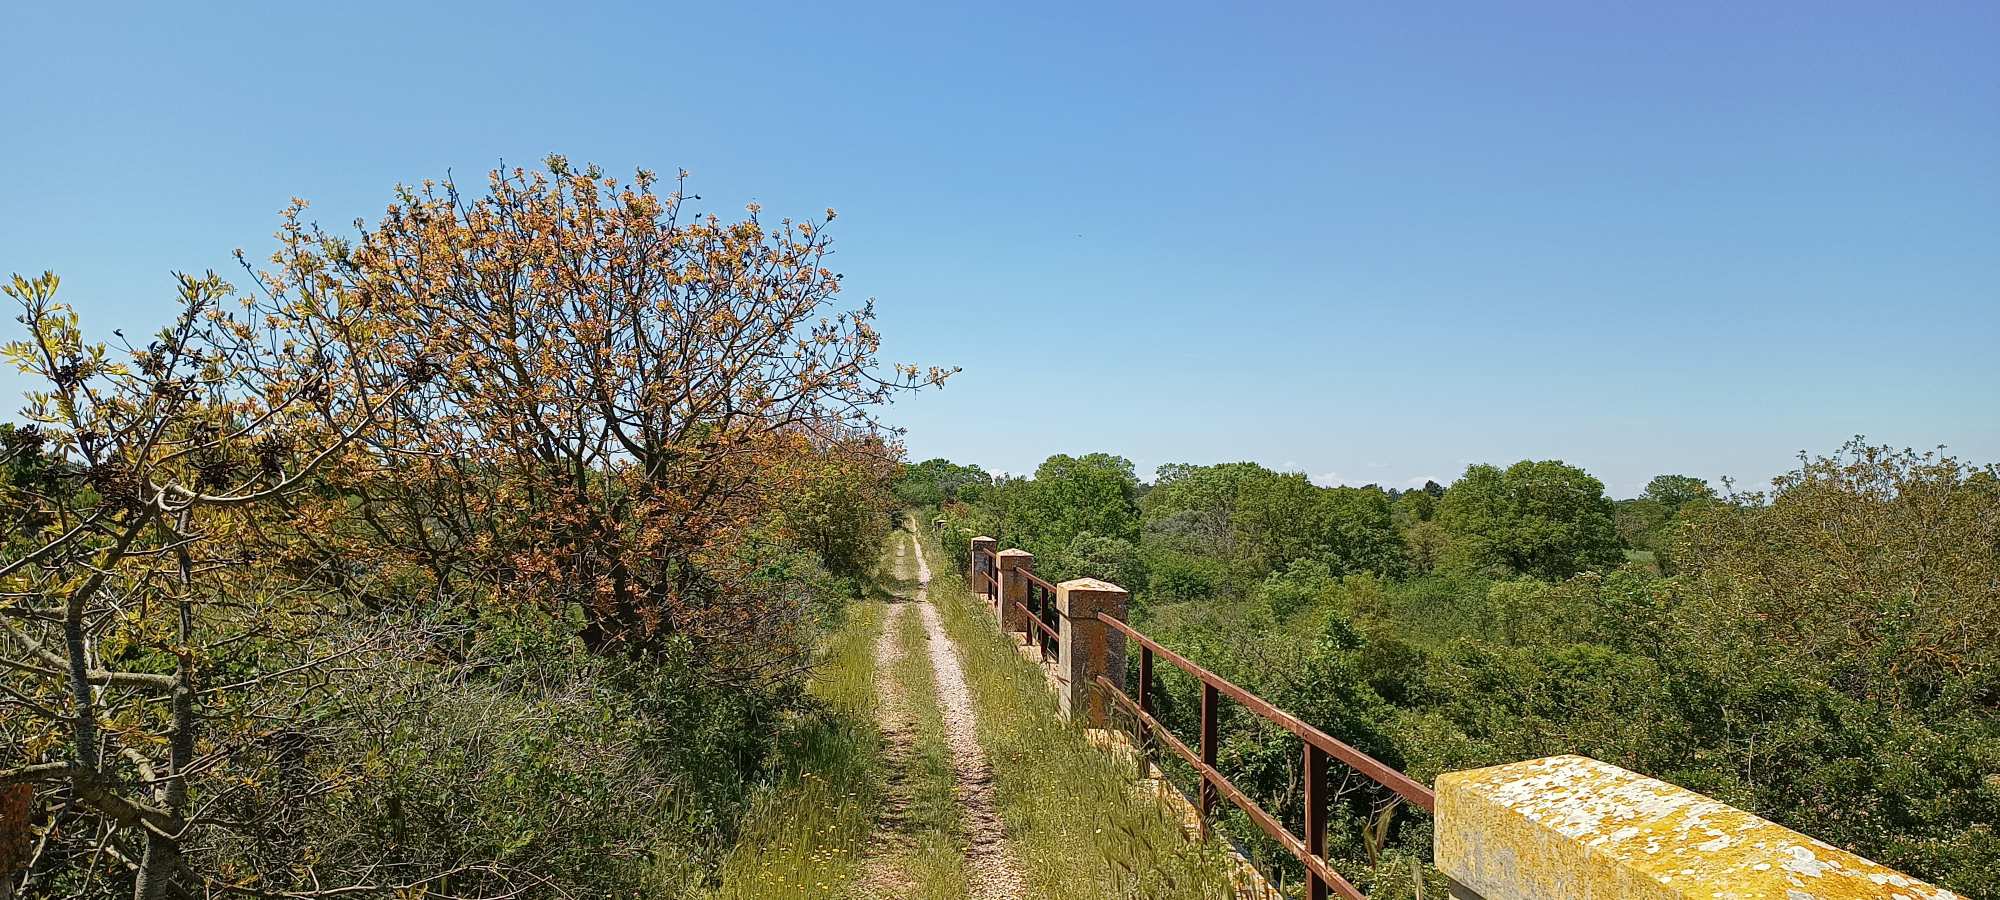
[1089,609,1440,900]
[1199,681,1218,833]
[1014,599,1060,662]
[1137,644,1155,780]
[1098,676,1369,900]
[973,548,1000,606]
[1307,743,1330,900]
[1096,611,1435,812]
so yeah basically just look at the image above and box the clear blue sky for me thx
[4,2,1995,497]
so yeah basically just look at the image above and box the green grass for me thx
[914,524,1247,900]
[704,579,888,897]
[882,531,973,899]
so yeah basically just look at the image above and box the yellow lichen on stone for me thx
[1434,755,1958,900]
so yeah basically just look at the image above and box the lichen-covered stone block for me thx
[1436,755,1958,900]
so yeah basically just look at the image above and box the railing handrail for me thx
[1094,674,1368,899]
[1022,569,1058,593]
[1096,611,1435,811]
[1015,599,1061,642]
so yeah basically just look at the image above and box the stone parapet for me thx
[1435,755,1960,900]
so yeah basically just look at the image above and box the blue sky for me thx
[3,2,1994,496]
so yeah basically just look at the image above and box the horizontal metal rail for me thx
[1097,675,1368,900]
[1016,599,1060,644]
[1097,612,1434,811]
[1095,610,1433,900]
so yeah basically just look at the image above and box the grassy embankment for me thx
[707,531,974,899]
[703,552,892,896]
[914,524,1246,900]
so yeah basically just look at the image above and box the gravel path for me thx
[909,529,1025,900]
[855,542,920,896]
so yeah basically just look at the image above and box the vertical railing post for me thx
[996,549,1034,639]
[1305,743,1329,900]
[1055,578,1128,726]
[1199,682,1218,837]
[1136,645,1154,780]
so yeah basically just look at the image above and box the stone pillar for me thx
[1435,754,1955,900]
[967,536,997,598]
[1056,578,1128,726]
[995,549,1034,638]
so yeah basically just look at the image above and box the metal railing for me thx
[1094,612,1435,900]
[1020,570,1061,662]
[972,547,998,606]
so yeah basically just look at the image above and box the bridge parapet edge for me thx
[1435,754,1959,900]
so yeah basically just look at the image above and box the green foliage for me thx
[929,440,1999,896]
[1434,459,1623,579]
[1142,462,1406,588]
[1253,562,1336,620]
[1643,473,1716,512]
[1391,489,1436,529]
[937,437,2000,894]
[1672,441,2000,717]
[1055,531,1147,589]
[290,617,796,897]
[895,457,991,507]
[1016,452,1143,551]
[1143,547,1229,603]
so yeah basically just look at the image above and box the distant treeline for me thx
[912,445,2000,898]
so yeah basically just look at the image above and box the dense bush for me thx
[1,159,936,899]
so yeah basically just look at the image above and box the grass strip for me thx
[916,525,1246,900]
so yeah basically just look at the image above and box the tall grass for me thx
[703,590,885,898]
[915,526,1246,900]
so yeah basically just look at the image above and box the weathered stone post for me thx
[967,536,997,606]
[1056,578,1128,726]
[1434,755,1960,900]
[995,549,1034,638]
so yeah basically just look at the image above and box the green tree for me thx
[1010,453,1141,558]
[1392,489,1437,529]
[1435,460,1622,579]
[1141,461,1273,561]
[1232,470,1327,574]
[1642,473,1714,513]
[1320,486,1408,577]
[894,457,991,507]
[1614,497,1670,549]
[1673,441,2000,714]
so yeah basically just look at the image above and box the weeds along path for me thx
[856,542,922,896]
[914,525,1246,900]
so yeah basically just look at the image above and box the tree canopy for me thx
[1433,459,1623,579]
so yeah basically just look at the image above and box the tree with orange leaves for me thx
[264,155,952,675]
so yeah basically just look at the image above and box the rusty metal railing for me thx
[1020,570,1061,662]
[972,547,998,607]
[1094,612,1435,900]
